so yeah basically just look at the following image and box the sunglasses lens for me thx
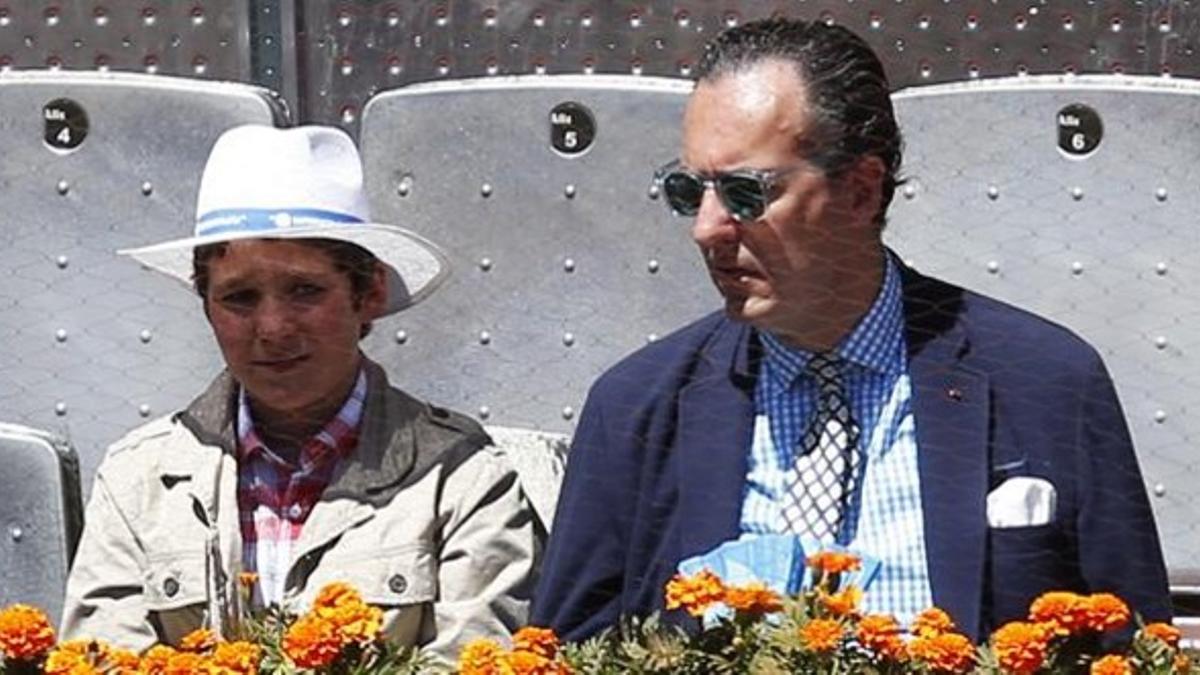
[717,174,768,221]
[662,171,705,216]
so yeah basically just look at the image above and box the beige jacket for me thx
[61,361,539,661]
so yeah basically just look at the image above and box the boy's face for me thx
[203,238,386,424]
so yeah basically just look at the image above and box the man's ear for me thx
[361,262,389,319]
[846,154,886,225]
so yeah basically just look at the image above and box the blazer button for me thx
[388,574,408,594]
[163,577,180,598]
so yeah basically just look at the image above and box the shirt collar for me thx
[761,255,905,384]
[237,368,367,468]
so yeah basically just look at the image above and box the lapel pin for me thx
[946,387,964,401]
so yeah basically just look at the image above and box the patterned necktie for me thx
[781,353,862,543]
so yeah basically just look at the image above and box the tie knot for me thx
[807,353,843,389]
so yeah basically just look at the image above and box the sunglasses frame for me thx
[653,159,802,223]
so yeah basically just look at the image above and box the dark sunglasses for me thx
[653,160,801,223]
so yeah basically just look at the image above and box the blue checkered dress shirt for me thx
[740,256,933,624]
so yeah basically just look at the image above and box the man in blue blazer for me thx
[532,18,1171,642]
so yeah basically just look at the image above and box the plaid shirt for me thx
[741,257,934,625]
[236,369,366,605]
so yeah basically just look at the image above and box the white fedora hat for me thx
[119,124,448,315]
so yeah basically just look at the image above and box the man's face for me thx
[204,239,386,424]
[682,60,883,346]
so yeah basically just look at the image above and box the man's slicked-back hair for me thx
[696,16,903,224]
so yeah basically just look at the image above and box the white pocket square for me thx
[986,476,1057,528]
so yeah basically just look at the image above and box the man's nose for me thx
[691,188,740,249]
[253,296,296,340]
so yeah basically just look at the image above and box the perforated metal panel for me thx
[360,75,702,433]
[0,423,81,626]
[885,75,1200,581]
[0,71,286,495]
[299,1,1200,134]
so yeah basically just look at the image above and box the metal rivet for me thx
[1155,336,1168,349]
[647,185,660,200]
[563,258,576,273]
[139,329,152,343]
[946,387,963,401]
[562,332,575,347]
[1155,262,1168,276]
[562,406,575,420]
[389,574,408,594]
[1154,483,1167,497]
[56,255,69,269]
[480,183,493,198]
[917,15,931,30]
[139,404,151,417]
[479,331,491,345]
[647,333,659,343]
[397,176,413,197]
[1071,186,1084,201]
[479,257,492,272]
[648,259,660,274]
[478,405,490,419]
[1155,187,1168,202]
[1071,262,1084,275]
[1154,409,1167,423]
[55,328,67,342]
[141,181,153,196]
[869,14,883,30]
[629,12,641,28]
[337,11,352,27]
[987,261,1000,274]
[56,180,70,195]
[394,330,408,344]
[9,526,22,542]
[902,184,916,199]
[564,184,577,199]
[987,185,999,200]
[54,402,67,416]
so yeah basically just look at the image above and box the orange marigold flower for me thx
[1090,654,1133,675]
[312,581,363,610]
[806,551,862,575]
[179,627,216,653]
[858,614,906,661]
[1029,591,1088,636]
[163,650,208,675]
[724,582,784,615]
[908,632,976,674]
[991,621,1053,675]
[1174,653,1192,674]
[237,572,259,589]
[107,647,141,672]
[324,600,383,646]
[282,614,343,670]
[818,586,862,618]
[44,640,107,675]
[1083,593,1131,633]
[911,607,957,638]
[513,626,560,658]
[0,603,57,661]
[138,645,178,675]
[458,638,506,675]
[664,569,725,617]
[210,641,262,675]
[1142,622,1182,649]
[798,618,845,653]
[501,649,570,675]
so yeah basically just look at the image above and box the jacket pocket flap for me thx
[316,546,437,606]
[143,550,207,610]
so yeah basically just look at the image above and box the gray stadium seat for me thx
[0,423,82,626]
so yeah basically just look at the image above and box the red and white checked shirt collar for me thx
[236,368,366,605]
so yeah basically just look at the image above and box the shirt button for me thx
[288,504,303,519]
[163,577,180,598]
[388,574,407,594]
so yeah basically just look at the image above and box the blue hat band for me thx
[196,208,366,237]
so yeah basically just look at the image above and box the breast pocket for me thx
[142,549,208,645]
[989,524,1081,625]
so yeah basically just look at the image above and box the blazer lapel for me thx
[902,269,990,640]
[677,319,759,557]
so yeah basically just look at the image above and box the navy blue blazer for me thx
[532,264,1171,642]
